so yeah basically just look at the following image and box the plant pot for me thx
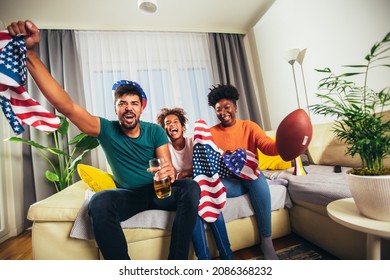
[348,172,390,221]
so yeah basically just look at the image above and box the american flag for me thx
[0,31,60,135]
[223,148,260,180]
[192,120,231,223]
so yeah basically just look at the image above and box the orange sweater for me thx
[210,119,278,156]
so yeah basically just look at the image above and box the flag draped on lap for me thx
[192,120,232,223]
[192,120,262,223]
[0,31,60,135]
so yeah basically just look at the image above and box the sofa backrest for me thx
[307,122,362,167]
[308,111,390,168]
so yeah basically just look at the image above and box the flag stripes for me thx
[0,31,60,134]
[193,120,229,223]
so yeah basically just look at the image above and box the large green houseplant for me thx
[310,32,390,175]
[310,32,390,221]
[6,116,99,192]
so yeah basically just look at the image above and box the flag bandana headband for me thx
[112,80,148,110]
[0,31,60,135]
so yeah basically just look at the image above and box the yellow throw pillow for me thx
[258,138,293,170]
[77,164,116,192]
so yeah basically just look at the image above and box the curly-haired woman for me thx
[157,107,233,260]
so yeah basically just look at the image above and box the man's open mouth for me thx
[124,113,135,120]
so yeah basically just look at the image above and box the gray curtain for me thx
[208,33,263,127]
[23,30,86,228]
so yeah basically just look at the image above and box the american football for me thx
[276,109,312,161]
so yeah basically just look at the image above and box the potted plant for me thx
[5,116,99,192]
[310,31,390,221]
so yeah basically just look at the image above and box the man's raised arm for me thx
[7,20,100,136]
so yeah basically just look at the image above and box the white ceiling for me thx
[0,0,275,34]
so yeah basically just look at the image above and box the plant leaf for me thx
[5,137,46,149]
[68,132,87,145]
[56,116,69,135]
[45,170,59,183]
[75,135,100,150]
[46,148,69,156]
[69,149,91,170]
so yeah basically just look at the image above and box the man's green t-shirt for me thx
[98,117,168,189]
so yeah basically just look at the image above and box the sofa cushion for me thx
[258,134,292,170]
[70,183,292,240]
[264,165,352,206]
[258,148,292,170]
[77,164,116,192]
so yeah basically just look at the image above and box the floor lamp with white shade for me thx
[283,48,311,176]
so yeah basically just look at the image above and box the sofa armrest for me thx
[27,180,88,222]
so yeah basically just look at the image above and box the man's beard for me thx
[120,114,139,130]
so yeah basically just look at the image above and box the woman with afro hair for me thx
[207,84,279,260]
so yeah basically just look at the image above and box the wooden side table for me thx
[327,198,390,260]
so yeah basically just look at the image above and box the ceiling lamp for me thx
[138,0,158,15]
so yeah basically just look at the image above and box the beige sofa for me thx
[27,179,291,260]
[27,119,390,260]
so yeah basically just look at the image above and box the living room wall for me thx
[251,0,390,130]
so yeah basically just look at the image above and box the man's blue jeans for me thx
[221,172,272,237]
[88,179,200,260]
[192,213,233,260]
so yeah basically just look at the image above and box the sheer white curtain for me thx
[74,31,218,170]
[0,114,24,243]
[0,116,10,241]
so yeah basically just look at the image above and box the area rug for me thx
[251,243,323,260]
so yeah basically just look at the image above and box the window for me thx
[75,31,217,162]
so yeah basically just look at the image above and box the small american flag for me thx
[0,31,60,134]
[223,148,260,180]
[192,120,231,223]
